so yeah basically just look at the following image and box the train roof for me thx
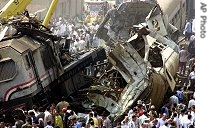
[0,36,40,54]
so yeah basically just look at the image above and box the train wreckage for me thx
[74,0,180,123]
[0,0,181,124]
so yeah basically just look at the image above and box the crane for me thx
[0,0,58,28]
[0,0,32,21]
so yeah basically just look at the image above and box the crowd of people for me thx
[49,17,104,54]
[0,82,195,128]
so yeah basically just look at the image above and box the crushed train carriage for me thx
[74,0,181,124]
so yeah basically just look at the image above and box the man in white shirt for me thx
[128,115,140,128]
[188,95,195,109]
[157,113,167,128]
[78,38,86,51]
[179,110,186,128]
[138,112,148,128]
[191,19,195,34]
[188,67,195,91]
[121,116,129,128]
[101,112,111,128]
[58,21,67,37]
[183,114,193,128]
[44,107,53,126]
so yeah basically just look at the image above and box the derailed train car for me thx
[74,0,181,124]
[0,0,107,116]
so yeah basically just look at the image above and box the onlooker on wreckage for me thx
[188,33,195,58]
[178,46,190,75]
[188,66,195,92]
[187,55,195,75]
[183,19,192,41]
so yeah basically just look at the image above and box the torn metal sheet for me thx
[79,26,179,124]
[96,1,156,42]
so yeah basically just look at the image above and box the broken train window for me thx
[23,54,31,70]
[0,58,17,82]
[148,44,163,67]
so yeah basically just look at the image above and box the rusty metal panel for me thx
[0,36,41,54]
[16,36,41,52]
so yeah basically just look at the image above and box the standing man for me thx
[179,46,190,75]
[184,19,192,41]
[101,112,111,128]
[188,34,195,57]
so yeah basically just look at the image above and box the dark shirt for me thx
[37,112,45,120]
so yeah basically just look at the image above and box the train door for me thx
[23,50,48,106]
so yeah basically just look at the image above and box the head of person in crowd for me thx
[149,105,156,114]
[28,110,35,117]
[136,104,144,117]
[191,105,195,112]
[62,107,67,113]
[173,112,178,119]
[190,95,195,100]
[24,110,28,116]
[171,106,177,113]
[180,109,185,116]
[81,122,86,128]
[0,122,5,128]
[69,115,77,124]
[89,112,93,118]
[131,114,137,122]
[152,118,158,127]
[169,122,176,128]
[13,115,20,121]
[132,107,138,115]
[122,116,129,124]
[187,114,192,120]
[190,54,195,60]
[88,118,94,126]
[38,118,44,127]
[102,111,110,121]
[149,111,156,120]
[67,105,71,110]
[54,110,59,116]
[93,111,98,118]
[39,107,44,113]
[137,100,143,105]
[45,105,51,113]
[116,122,121,128]
[25,116,32,125]
[161,113,167,121]
[47,120,52,126]
[181,45,185,50]
[189,124,195,128]
[32,120,39,128]
[32,105,38,112]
